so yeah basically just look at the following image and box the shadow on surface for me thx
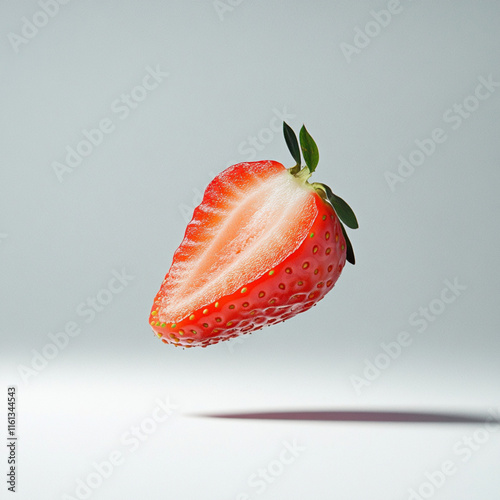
[195,410,500,424]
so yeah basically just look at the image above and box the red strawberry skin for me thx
[149,163,347,348]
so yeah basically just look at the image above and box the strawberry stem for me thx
[295,166,312,183]
[282,122,358,265]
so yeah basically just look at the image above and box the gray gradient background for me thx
[1,1,499,499]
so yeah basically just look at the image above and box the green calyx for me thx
[282,121,358,265]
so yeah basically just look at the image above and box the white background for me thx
[1,1,499,499]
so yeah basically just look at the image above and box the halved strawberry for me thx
[150,123,357,348]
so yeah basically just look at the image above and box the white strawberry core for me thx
[159,168,317,323]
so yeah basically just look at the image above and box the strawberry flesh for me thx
[158,161,316,323]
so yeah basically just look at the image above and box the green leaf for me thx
[320,183,358,229]
[339,222,355,265]
[283,122,301,167]
[299,125,319,173]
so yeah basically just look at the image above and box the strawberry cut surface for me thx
[158,161,317,324]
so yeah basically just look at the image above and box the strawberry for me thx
[150,123,357,348]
